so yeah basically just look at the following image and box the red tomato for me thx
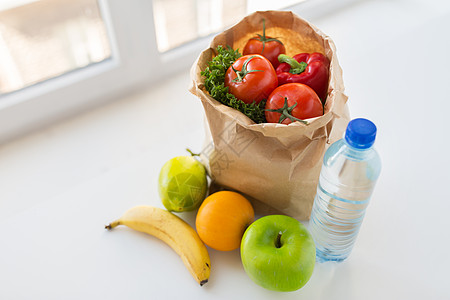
[265,83,323,124]
[224,55,278,104]
[243,19,286,68]
[243,38,286,68]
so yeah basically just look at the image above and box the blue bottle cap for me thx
[345,118,377,149]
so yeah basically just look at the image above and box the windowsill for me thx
[1,1,450,299]
[0,69,204,219]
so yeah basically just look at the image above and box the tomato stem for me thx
[265,97,308,124]
[231,56,263,82]
[278,54,307,74]
[251,19,283,53]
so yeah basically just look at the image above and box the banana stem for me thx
[105,220,120,230]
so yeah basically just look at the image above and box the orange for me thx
[195,191,255,251]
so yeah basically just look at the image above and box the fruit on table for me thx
[105,205,211,286]
[265,83,323,124]
[243,19,286,68]
[195,191,254,251]
[240,215,316,292]
[158,156,207,212]
[224,54,278,104]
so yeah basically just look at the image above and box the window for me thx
[0,0,358,144]
[0,0,111,94]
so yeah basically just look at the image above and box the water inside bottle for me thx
[310,159,376,262]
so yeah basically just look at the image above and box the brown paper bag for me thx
[189,11,350,220]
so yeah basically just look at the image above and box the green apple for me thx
[158,156,207,212]
[240,215,316,292]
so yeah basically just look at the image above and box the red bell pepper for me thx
[276,53,330,103]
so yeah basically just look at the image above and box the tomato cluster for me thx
[223,19,330,124]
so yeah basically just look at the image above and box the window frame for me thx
[0,0,166,143]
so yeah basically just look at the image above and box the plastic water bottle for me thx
[309,118,381,262]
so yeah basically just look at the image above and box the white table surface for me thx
[1,0,450,299]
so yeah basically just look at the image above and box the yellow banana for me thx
[105,205,210,286]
